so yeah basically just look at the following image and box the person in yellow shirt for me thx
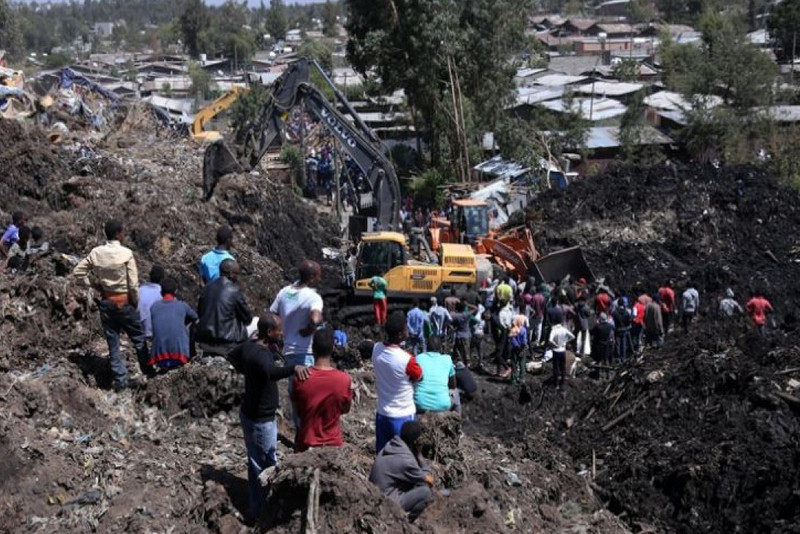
[73,220,152,391]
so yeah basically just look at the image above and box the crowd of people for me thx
[0,207,780,525]
[0,211,50,271]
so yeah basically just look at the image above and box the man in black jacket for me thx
[197,259,255,355]
[229,314,309,522]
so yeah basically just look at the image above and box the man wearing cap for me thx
[369,420,434,522]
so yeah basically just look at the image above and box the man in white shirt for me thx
[269,260,324,428]
[549,318,575,390]
[372,311,423,454]
[428,297,452,340]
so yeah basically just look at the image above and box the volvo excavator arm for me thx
[202,58,401,230]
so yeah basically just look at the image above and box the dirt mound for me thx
[554,320,800,533]
[504,162,800,532]
[143,357,243,418]
[102,103,184,148]
[529,163,800,327]
[0,120,339,365]
[258,446,415,533]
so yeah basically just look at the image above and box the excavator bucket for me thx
[202,140,245,200]
[533,246,594,284]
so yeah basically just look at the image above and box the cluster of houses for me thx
[4,0,800,183]
[491,4,800,174]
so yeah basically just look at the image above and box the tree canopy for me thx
[346,0,534,178]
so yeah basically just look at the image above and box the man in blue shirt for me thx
[0,211,25,258]
[406,300,428,355]
[199,225,235,285]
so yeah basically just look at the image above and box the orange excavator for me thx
[429,198,592,284]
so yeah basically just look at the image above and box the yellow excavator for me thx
[202,58,486,304]
[190,86,249,142]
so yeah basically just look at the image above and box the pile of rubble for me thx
[528,162,800,327]
[0,120,627,533]
[503,161,800,532]
[0,118,338,367]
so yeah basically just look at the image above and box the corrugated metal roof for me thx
[644,91,723,111]
[514,85,566,106]
[595,23,635,34]
[657,110,688,126]
[575,81,643,96]
[584,125,673,149]
[565,18,597,31]
[759,105,800,123]
[548,55,604,76]
[540,97,627,121]
[516,67,547,78]
[534,74,589,86]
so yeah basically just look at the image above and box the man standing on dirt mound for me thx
[199,225,234,285]
[229,314,310,522]
[73,219,153,391]
[658,281,676,335]
[373,311,423,454]
[270,259,324,429]
[746,290,774,337]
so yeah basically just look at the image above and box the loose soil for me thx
[3,120,800,533]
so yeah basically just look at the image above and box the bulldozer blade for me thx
[202,140,245,200]
[534,246,594,284]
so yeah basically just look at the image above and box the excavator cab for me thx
[353,232,480,299]
[452,199,490,243]
[356,237,407,280]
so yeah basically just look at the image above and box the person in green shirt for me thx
[371,275,389,325]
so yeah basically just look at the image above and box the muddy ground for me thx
[0,118,627,534]
[2,117,800,533]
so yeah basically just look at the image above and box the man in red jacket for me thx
[658,281,676,335]
[632,296,647,354]
[746,290,774,337]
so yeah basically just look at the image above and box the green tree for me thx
[0,0,24,60]
[346,0,533,176]
[613,59,640,82]
[298,37,334,72]
[660,10,778,163]
[229,83,270,134]
[767,0,800,61]
[180,0,210,58]
[322,0,339,37]
[618,91,647,163]
[266,0,288,41]
[629,0,656,23]
[188,61,211,102]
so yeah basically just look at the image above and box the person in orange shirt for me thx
[746,290,774,337]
